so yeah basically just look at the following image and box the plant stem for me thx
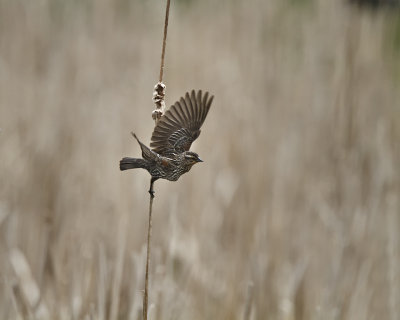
[159,0,171,83]
[143,187,154,320]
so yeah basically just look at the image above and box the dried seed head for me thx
[154,82,166,94]
[152,82,166,122]
[152,109,163,122]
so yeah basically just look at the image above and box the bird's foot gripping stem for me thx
[149,179,155,198]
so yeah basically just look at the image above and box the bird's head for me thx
[184,151,203,166]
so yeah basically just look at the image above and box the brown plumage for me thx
[120,90,213,195]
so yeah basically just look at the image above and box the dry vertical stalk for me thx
[144,1,171,319]
[151,0,170,123]
[142,190,154,320]
[243,282,254,320]
[159,0,170,83]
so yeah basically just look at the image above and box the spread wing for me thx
[150,90,213,156]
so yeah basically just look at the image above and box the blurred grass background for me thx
[1,0,400,319]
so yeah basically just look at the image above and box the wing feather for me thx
[175,101,188,125]
[190,90,198,124]
[197,91,206,125]
[185,92,196,126]
[150,90,213,156]
[180,97,192,126]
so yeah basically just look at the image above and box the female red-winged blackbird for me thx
[120,90,213,196]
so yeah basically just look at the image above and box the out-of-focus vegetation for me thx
[0,0,399,319]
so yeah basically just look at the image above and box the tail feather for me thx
[120,157,148,171]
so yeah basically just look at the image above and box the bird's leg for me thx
[149,178,156,198]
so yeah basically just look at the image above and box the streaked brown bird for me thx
[120,90,213,196]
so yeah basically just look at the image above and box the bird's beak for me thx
[197,157,203,163]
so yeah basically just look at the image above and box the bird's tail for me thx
[120,157,148,171]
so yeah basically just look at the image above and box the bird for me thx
[120,90,213,197]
